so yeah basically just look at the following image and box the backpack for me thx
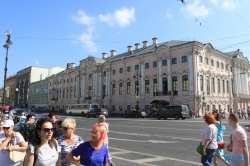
[19,123,36,143]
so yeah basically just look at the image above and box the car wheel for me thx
[175,115,180,120]
[82,112,84,116]
[182,117,186,120]
[156,115,161,120]
[86,114,89,118]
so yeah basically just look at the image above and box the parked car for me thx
[13,117,40,132]
[86,108,108,118]
[11,108,27,123]
[155,105,190,120]
[40,113,60,121]
[125,110,147,118]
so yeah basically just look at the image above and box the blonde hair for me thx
[98,115,106,123]
[61,117,76,129]
[89,123,107,151]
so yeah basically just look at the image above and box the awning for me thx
[150,100,170,105]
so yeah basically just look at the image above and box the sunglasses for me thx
[3,127,10,130]
[63,127,72,131]
[42,128,54,133]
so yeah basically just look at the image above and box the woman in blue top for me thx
[66,123,108,166]
[212,110,229,166]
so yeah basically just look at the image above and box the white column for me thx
[233,67,238,95]
[95,72,98,97]
[108,70,111,96]
[98,71,102,98]
[244,74,248,94]
[167,60,172,91]
[105,70,108,96]
[158,60,162,91]
[246,74,249,95]
[238,68,242,94]
[141,63,145,94]
[214,77,217,94]
[82,75,85,98]
[76,77,79,98]
[188,55,194,91]
[197,56,200,94]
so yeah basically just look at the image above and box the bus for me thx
[66,103,99,116]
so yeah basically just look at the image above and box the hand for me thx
[246,127,250,132]
[6,146,15,152]
[202,148,206,155]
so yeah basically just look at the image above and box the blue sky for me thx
[0,0,250,87]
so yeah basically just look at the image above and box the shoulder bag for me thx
[217,123,225,149]
[9,137,26,163]
[196,137,214,155]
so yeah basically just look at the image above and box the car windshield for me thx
[15,109,25,115]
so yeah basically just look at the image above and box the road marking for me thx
[111,151,131,155]
[112,156,154,166]
[109,138,181,144]
[133,157,168,163]
[109,147,201,165]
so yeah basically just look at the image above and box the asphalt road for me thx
[22,115,250,166]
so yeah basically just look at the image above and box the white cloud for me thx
[181,0,210,18]
[210,0,240,11]
[98,7,136,27]
[166,12,172,18]
[35,60,40,65]
[72,10,95,25]
[78,26,98,52]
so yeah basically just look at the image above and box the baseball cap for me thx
[2,120,14,127]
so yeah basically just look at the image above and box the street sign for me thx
[202,102,207,107]
[136,96,140,100]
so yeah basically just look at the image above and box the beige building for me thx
[5,74,16,107]
[47,38,250,116]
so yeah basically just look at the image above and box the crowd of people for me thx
[0,113,115,166]
[200,112,249,166]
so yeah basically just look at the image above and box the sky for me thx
[0,0,250,87]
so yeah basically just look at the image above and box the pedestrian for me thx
[49,112,57,138]
[241,108,247,120]
[0,119,27,166]
[248,106,250,120]
[23,118,61,166]
[194,109,197,118]
[212,110,229,166]
[98,115,115,166]
[229,108,233,114]
[19,114,36,144]
[54,120,63,139]
[237,109,241,119]
[0,119,4,134]
[227,113,249,166]
[223,109,226,119]
[200,114,218,166]
[57,118,83,166]
[66,123,109,166]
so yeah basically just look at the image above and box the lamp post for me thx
[133,71,142,110]
[2,30,12,106]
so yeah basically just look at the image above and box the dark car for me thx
[11,109,26,123]
[86,108,108,118]
[14,117,40,132]
[125,110,147,118]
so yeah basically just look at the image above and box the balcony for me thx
[154,91,177,96]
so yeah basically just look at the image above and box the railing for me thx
[154,91,178,96]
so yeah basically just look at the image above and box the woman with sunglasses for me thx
[66,123,109,166]
[24,118,61,166]
[0,119,27,166]
[212,110,229,166]
[57,118,83,166]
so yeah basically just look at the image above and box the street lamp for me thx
[133,71,142,110]
[2,30,12,106]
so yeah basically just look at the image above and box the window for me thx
[112,84,116,95]
[135,81,139,94]
[145,63,149,69]
[71,78,73,82]
[127,105,131,111]
[182,56,188,63]
[217,79,221,93]
[211,60,214,66]
[112,69,116,75]
[172,76,178,95]
[217,62,220,68]
[67,79,69,83]
[221,63,224,69]
[212,78,215,93]
[119,105,123,112]
[199,56,203,63]
[63,90,65,98]
[205,58,209,65]
[153,61,157,68]
[119,83,123,95]
[127,82,130,94]
[88,86,92,96]
[172,58,177,64]
[89,74,92,79]
[153,79,157,95]
[112,105,115,112]
[226,65,228,71]
[163,77,168,92]
[63,80,65,84]
[127,66,131,72]
[145,80,150,93]
[206,76,210,93]
[162,60,167,66]
[70,88,72,98]
[135,65,139,71]
[182,75,189,91]
[119,68,123,73]
[66,89,68,98]
[200,75,203,91]
[222,80,225,93]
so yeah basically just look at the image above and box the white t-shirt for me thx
[0,132,25,166]
[201,124,218,149]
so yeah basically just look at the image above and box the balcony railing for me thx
[154,91,178,96]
